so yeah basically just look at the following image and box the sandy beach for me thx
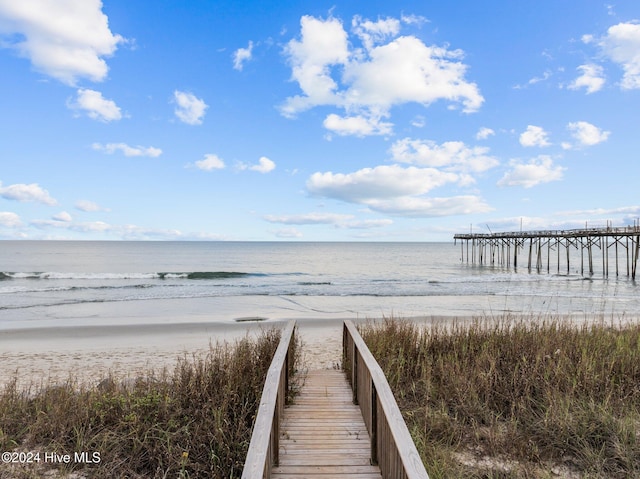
[0,318,350,389]
[2,312,636,390]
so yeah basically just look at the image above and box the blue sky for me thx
[1,1,639,241]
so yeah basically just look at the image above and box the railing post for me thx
[352,346,358,405]
[284,348,289,406]
[274,398,280,468]
[343,323,347,368]
[370,380,378,466]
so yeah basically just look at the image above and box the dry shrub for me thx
[0,326,298,479]
[360,315,640,478]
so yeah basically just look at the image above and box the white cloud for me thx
[569,64,605,93]
[28,217,226,240]
[514,71,552,89]
[265,212,355,225]
[281,14,483,136]
[251,157,275,173]
[343,36,483,112]
[528,70,552,85]
[69,89,122,122]
[498,156,565,188]
[519,125,551,147]
[194,154,225,171]
[476,127,495,140]
[0,211,21,227]
[365,195,492,217]
[558,205,640,217]
[237,156,276,173]
[52,211,72,222]
[0,181,57,205]
[390,138,499,173]
[233,41,253,70]
[551,206,640,229]
[566,121,610,147]
[400,14,429,26]
[484,216,568,232]
[323,113,393,137]
[596,21,640,89]
[305,138,497,218]
[345,218,394,229]
[411,116,426,128]
[173,91,208,125]
[273,227,303,239]
[92,142,162,157]
[0,0,124,85]
[264,212,393,229]
[281,15,350,116]
[307,165,459,203]
[75,199,108,212]
[254,156,276,173]
[351,15,400,50]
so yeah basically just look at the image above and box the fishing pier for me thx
[454,226,640,279]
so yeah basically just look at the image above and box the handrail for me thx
[343,320,430,479]
[242,320,296,479]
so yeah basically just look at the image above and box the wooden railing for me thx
[343,320,430,479]
[242,320,296,479]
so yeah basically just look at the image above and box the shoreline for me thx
[2,312,638,389]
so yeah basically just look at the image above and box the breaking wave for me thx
[0,271,262,280]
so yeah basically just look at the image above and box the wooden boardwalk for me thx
[271,369,383,478]
[242,320,429,478]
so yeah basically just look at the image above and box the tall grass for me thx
[0,326,299,479]
[359,316,640,478]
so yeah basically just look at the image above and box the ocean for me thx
[0,241,638,330]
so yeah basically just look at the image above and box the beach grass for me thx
[359,315,640,478]
[0,326,299,479]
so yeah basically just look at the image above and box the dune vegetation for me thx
[0,327,298,479]
[359,316,640,478]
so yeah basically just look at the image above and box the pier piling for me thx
[454,226,640,280]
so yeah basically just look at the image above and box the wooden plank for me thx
[281,431,368,437]
[273,475,381,479]
[280,450,370,456]
[272,465,381,474]
[278,457,373,466]
[272,476,381,479]
[281,442,369,449]
[271,369,382,479]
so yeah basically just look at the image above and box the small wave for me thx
[0,283,156,295]
[182,272,258,280]
[297,281,332,286]
[0,271,261,280]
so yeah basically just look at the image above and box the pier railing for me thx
[343,320,430,479]
[454,225,640,240]
[242,320,296,479]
